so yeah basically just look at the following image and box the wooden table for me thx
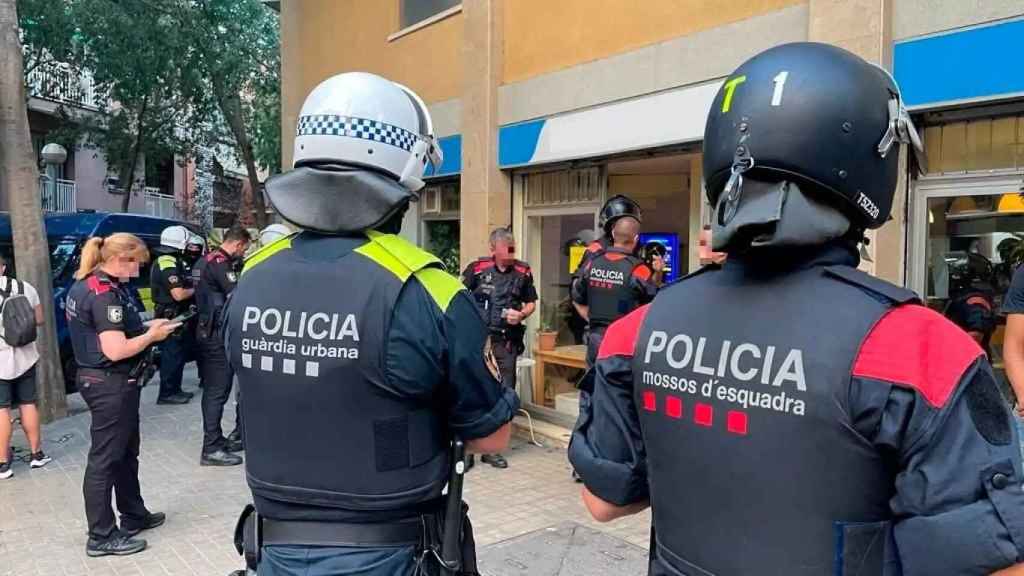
[532,345,587,407]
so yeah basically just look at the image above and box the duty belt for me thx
[262,517,424,547]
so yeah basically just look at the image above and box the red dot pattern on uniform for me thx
[642,390,657,412]
[694,403,714,427]
[666,396,683,419]
[726,410,748,435]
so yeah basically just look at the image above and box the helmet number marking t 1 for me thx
[771,71,789,107]
[720,76,747,114]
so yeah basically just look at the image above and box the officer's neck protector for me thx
[265,164,414,235]
[712,177,852,254]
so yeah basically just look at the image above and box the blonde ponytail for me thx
[74,234,150,280]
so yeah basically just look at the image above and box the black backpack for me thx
[0,279,38,347]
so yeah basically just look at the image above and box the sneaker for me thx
[481,454,509,469]
[0,461,11,480]
[30,451,52,469]
[121,512,166,537]
[200,450,243,467]
[86,532,147,557]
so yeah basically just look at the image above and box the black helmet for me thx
[640,241,667,267]
[703,42,924,230]
[599,195,642,235]
[949,251,994,294]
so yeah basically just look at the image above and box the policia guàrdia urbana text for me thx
[240,306,360,360]
[641,330,807,416]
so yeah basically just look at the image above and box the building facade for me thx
[280,0,1024,415]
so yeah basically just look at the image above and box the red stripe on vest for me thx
[597,304,651,360]
[632,264,652,282]
[514,263,531,274]
[966,296,992,310]
[587,241,603,253]
[852,304,983,408]
[86,275,111,295]
[472,259,495,274]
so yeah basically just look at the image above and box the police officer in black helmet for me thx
[225,72,517,576]
[945,251,997,357]
[570,43,1024,576]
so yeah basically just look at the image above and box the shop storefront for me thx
[897,18,1024,378]
[500,81,717,420]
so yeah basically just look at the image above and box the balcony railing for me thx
[144,187,177,219]
[26,61,103,111]
[38,176,77,212]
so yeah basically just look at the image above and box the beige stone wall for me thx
[894,0,1024,40]
[459,0,510,268]
[808,0,902,283]
[502,0,807,84]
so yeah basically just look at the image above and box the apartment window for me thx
[400,0,459,29]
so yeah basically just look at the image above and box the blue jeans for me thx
[258,545,418,576]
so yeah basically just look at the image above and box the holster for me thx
[197,314,213,341]
[233,504,260,570]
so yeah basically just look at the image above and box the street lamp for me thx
[40,143,67,212]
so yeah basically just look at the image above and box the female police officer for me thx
[66,233,177,557]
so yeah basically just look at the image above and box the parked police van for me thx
[0,211,201,392]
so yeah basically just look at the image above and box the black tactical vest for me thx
[468,258,530,339]
[151,253,191,318]
[226,232,452,520]
[587,248,644,329]
[635,257,916,576]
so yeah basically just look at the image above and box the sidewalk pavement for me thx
[0,366,649,575]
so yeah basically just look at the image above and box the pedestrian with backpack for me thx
[0,253,52,480]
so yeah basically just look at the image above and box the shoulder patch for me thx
[243,235,294,275]
[632,264,652,281]
[157,255,177,270]
[598,304,651,360]
[473,258,495,274]
[414,267,466,312]
[825,265,919,305]
[86,275,111,295]
[514,261,531,274]
[587,241,604,253]
[356,232,443,282]
[853,304,984,408]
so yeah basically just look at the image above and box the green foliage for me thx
[17,0,281,213]
[425,220,461,273]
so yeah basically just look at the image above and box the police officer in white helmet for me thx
[257,224,291,248]
[225,73,517,575]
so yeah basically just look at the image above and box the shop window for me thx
[924,115,1024,174]
[524,167,605,207]
[400,0,459,29]
[423,220,460,272]
[924,192,1024,383]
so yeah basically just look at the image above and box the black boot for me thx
[201,450,243,467]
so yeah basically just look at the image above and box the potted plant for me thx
[537,301,560,351]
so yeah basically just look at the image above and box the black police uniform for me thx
[461,257,538,389]
[150,252,195,400]
[571,243,1024,576]
[225,231,518,575]
[193,247,243,456]
[66,271,156,541]
[571,246,658,367]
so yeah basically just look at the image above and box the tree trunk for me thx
[0,0,67,422]
[216,85,267,229]
[118,97,148,212]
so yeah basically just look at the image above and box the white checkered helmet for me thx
[293,72,442,192]
[259,223,291,246]
[160,225,190,251]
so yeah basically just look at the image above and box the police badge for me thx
[107,306,124,323]
[168,275,179,284]
[227,272,237,283]
[483,336,502,383]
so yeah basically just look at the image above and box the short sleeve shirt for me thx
[66,272,146,370]
[0,276,40,380]
[1001,265,1024,314]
